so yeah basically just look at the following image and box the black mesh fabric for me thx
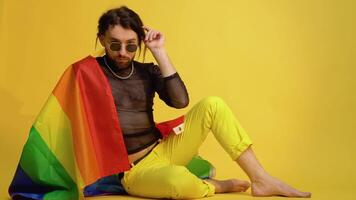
[96,56,189,154]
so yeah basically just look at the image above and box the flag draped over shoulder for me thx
[8,56,131,200]
[8,55,212,200]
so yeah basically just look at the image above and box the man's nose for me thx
[118,45,128,55]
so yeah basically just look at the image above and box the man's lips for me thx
[116,58,130,62]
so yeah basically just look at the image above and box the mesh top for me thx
[96,56,189,154]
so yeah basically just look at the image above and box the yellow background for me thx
[1,0,355,199]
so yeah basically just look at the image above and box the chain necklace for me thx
[103,56,134,80]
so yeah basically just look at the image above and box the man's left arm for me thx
[144,26,189,108]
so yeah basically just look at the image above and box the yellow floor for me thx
[85,189,356,200]
[2,189,355,200]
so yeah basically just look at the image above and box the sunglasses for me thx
[109,42,138,52]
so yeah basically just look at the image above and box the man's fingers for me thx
[153,32,158,39]
[144,30,152,41]
[148,31,153,41]
[142,25,150,31]
[143,26,163,42]
[148,31,158,41]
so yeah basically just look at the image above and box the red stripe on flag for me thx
[73,56,130,175]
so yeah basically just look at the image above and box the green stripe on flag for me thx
[20,126,78,200]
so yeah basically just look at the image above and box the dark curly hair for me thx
[96,6,146,59]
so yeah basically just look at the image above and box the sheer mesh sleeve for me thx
[149,64,189,108]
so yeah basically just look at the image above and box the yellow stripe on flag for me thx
[34,94,85,188]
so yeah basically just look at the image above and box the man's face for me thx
[100,25,138,69]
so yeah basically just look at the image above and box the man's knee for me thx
[197,96,227,113]
[199,96,225,106]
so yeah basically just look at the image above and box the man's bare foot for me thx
[251,174,311,198]
[206,178,250,193]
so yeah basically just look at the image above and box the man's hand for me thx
[142,26,176,77]
[143,26,165,51]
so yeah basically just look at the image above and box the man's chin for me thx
[115,61,131,69]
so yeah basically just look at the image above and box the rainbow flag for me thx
[8,56,131,199]
[8,56,214,200]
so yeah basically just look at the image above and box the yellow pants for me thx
[121,96,253,199]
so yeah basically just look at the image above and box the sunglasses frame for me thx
[109,41,138,53]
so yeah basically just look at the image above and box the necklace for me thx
[103,56,134,80]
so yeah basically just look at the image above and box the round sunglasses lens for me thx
[110,43,121,51]
[126,44,138,52]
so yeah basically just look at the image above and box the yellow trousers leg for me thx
[122,96,253,199]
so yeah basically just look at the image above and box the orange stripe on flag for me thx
[53,66,100,185]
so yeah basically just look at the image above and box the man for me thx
[94,6,311,199]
